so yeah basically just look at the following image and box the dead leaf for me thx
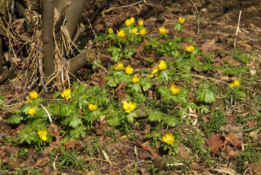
[35,156,50,166]
[11,123,25,135]
[136,142,160,158]
[224,124,243,141]
[178,144,189,159]
[107,141,132,155]
[248,163,261,175]
[139,124,151,135]
[190,163,205,171]
[136,108,146,117]
[200,39,220,53]
[249,130,259,142]
[93,122,107,135]
[206,134,222,155]
[238,42,252,50]
[223,145,239,160]
[64,140,82,150]
[220,75,231,81]
[226,132,242,147]
[228,58,240,66]
[98,77,105,89]
[86,171,96,175]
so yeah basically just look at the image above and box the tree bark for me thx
[0,37,2,74]
[42,0,55,76]
[64,0,88,39]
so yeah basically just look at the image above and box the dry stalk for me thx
[234,10,242,48]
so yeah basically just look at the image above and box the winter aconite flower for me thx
[162,133,174,145]
[131,28,139,35]
[122,101,136,113]
[186,45,194,53]
[125,65,134,75]
[114,61,124,71]
[151,68,159,74]
[147,68,159,78]
[108,28,114,34]
[159,27,169,34]
[138,20,143,26]
[170,83,180,95]
[230,80,240,88]
[26,106,37,115]
[125,19,132,27]
[179,17,185,24]
[38,130,48,141]
[130,17,135,24]
[29,91,38,99]
[117,30,126,38]
[61,88,72,99]
[140,28,146,35]
[88,104,98,111]
[131,75,140,84]
[158,60,167,71]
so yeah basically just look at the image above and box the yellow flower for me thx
[233,80,240,87]
[117,30,126,38]
[125,19,132,27]
[147,68,159,78]
[131,28,139,35]
[140,28,146,35]
[130,17,135,24]
[26,100,32,104]
[151,67,159,74]
[88,104,98,111]
[158,60,167,71]
[159,27,169,34]
[125,65,134,75]
[61,88,72,99]
[29,91,38,99]
[170,83,180,95]
[38,130,48,141]
[138,20,143,26]
[108,28,114,34]
[186,45,194,53]
[114,61,124,71]
[131,75,140,84]
[26,106,37,115]
[162,133,174,145]
[230,80,240,88]
[179,17,185,24]
[122,101,136,113]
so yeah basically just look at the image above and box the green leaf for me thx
[148,110,163,122]
[127,111,139,123]
[141,79,152,91]
[164,116,177,127]
[108,116,121,126]
[8,114,22,124]
[19,126,38,144]
[158,86,169,96]
[196,87,216,103]
[69,125,87,139]
[63,114,82,127]
[0,95,3,103]
[107,77,118,87]
[132,84,142,93]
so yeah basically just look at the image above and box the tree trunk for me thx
[42,0,55,76]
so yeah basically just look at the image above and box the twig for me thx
[190,0,200,34]
[234,10,242,48]
[101,0,146,17]
[38,42,48,93]
[6,91,27,105]
[26,0,37,40]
